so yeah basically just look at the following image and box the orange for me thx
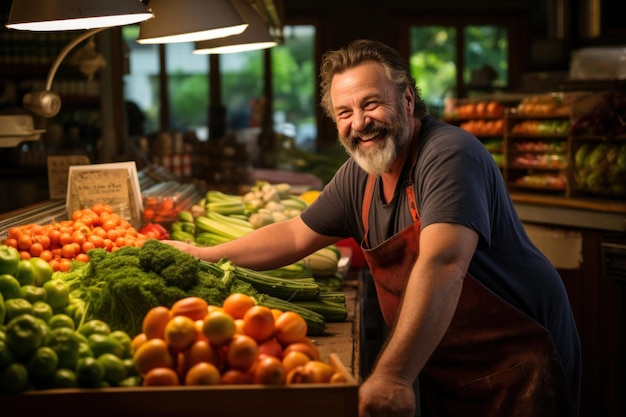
[226,334,259,371]
[202,310,237,346]
[130,333,148,353]
[253,355,286,385]
[133,338,174,376]
[242,305,275,343]
[185,362,221,386]
[142,367,180,386]
[164,315,198,352]
[220,369,253,385]
[222,293,256,320]
[258,338,283,359]
[142,306,171,340]
[273,311,308,346]
[281,350,310,373]
[170,297,209,321]
[186,340,218,369]
[282,340,320,361]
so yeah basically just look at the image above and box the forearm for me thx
[186,216,337,270]
[373,262,464,384]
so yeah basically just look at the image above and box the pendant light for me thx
[136,0,248,44]
[193,0,278,54]
[6,0,154,31]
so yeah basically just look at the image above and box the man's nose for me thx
[351,111,370,131]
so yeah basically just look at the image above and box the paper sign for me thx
[47,155,91,199]
[66,161,143,228]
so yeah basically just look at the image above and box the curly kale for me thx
[137,238,200,291]
[186,270,230,307]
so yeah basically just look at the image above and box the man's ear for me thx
[404,86,415,115]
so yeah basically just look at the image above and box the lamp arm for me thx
[45,26,107,91]
[24,26,107,118]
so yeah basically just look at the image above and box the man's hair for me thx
[319,39,428,120]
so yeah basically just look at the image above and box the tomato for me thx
[186,340,218,369]
[5,313,45,358]
[42,279,70,310]
[0,245,20,276]
[220,368,253,385]
[282,340,320,361]
[258,337,283,359]
[139,223,170,240]
[282,350,310,373]
[171,297,209,321]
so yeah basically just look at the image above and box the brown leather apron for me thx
[360,174,575,417]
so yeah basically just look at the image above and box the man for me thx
[166,39,581,417]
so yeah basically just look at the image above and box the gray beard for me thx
[350,134,397,176]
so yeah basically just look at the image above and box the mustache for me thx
[347,120,390,142]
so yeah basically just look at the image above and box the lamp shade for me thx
[193,0,277,54]
[6,0,154,31]
[136,0,248,44]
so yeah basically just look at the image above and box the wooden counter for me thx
[313,274,362,380]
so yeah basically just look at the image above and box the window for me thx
[409,24,509,117]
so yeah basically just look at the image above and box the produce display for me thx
[0,238,349,394]
[573,141,626,196]
[131,294,350,386]
[1,203,152,272]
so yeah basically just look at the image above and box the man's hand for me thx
[359,371,416,417]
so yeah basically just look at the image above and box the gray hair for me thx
[319,39,428,120]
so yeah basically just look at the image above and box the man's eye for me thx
[364,102,378,110]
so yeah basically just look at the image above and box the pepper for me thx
[0,245,20,276]
[139,223,170,240]
[14,257,53,287]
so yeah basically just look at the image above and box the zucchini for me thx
[255,294,326,335]
[292,299,348,322]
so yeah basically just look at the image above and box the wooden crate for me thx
[0,354,358,417]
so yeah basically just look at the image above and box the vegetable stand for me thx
[0,274,363,417]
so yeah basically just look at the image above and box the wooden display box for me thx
[0,354,358,417]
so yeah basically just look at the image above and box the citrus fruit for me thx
[185,362,221,386]
[142,306,171,340]
[76,356,105,387]
[48,313,76,330]
[164,315,197,352]
[226,334,259,371]
[222,293,255,320]
[202,310,236,346]
[242,305,275,342]
[142,367,179,386]
[171,297,209,321]
[253,355,286,385]
[97,352,128,384]
[274,311,308,346]
[0,362,29,394]
[27,346,59,380]
[133,338,174,375]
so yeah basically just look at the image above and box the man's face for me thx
[330,62,412,175]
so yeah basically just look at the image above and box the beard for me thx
[338,106,411,176]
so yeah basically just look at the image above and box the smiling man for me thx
[165,39,581,417]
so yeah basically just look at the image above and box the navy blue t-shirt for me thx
[301,116,581,407]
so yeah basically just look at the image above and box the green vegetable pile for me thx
[53,239,336,338]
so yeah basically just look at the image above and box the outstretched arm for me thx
[164,215,339,270]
